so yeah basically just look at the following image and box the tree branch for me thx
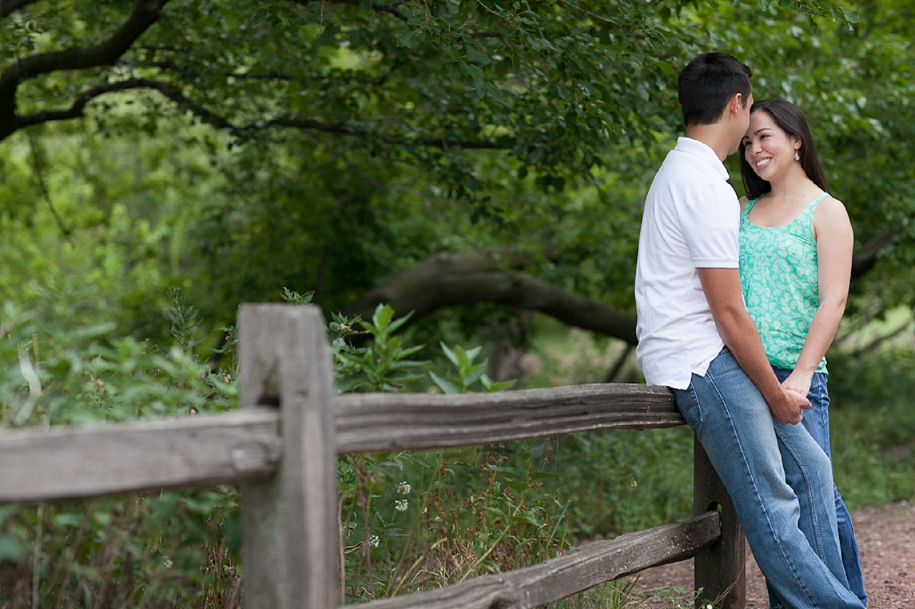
[13,78,231,133]
[0,0,39,18]
[555,0,620,26]
[347,251,639,345]
[141,53,402,92]
[0,0,171,139]
[305,0,409,23]
[14,74,506,150]
[851,227,896,280]
[270,117,505,148]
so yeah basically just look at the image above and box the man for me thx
[634,52,865,609]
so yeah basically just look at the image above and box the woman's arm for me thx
[783,197,854,395]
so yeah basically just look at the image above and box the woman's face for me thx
[741,110,800,182]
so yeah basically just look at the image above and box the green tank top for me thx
[739,193,829,374]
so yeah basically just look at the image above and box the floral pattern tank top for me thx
[739,193,829,374]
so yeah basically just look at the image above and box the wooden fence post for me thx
[693,440,746,609]
[238,304,339,609]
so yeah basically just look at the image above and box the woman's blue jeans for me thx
[764,367,868,608]
[673,349,865,609]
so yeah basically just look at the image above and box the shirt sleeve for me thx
[680,183,739,268]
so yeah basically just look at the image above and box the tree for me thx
[2,0,912,350]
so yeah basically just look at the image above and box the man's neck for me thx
[684,124,731,162]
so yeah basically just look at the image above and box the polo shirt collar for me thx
[674,137,729,181]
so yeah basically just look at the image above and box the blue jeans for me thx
[765,367,868,608]
[673,350,865,609]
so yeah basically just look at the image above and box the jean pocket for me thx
[673,386,703,432]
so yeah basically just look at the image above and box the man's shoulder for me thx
[651,151,729,199]
[661,145,719,177]
[655,138,727,182]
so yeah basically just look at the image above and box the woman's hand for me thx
[783,369,813,399]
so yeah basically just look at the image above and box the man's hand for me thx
[697,267,814,426]
[769,386,811,425]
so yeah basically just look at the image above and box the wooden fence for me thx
[0,305,746,609]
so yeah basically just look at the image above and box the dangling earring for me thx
[794,150,800,161]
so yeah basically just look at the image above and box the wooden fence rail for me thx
[0,304,746,609]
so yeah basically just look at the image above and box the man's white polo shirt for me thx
[634,137,740,389]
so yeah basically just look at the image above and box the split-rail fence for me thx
[0,304,747,609]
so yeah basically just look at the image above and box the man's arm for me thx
[697,267,810,425]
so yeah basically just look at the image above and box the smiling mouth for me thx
[755,158,771,169]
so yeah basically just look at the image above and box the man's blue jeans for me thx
[765,367,868,608]
[672,349,865,609]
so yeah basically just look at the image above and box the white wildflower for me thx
[397,481,411,495]
[370,535,380,548]
[395,498,409,512]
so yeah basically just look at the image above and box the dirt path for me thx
[624,501,915,608]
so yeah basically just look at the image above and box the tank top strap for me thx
[808,192,829,210]
[742,196,762,219]
[796,192,829,226]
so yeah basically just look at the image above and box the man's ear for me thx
[729,93,744,116]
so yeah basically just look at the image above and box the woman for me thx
[738,99,868,607]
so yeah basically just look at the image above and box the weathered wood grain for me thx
[238,304,339,609]
[0,408,281,504]
[335,382,681,453]
[693,441,746,608]
[0,384,681,503]
[346,512,721,609]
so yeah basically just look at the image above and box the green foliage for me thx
[165,287,206,353]
[824,344,915,507]
[430,342,516,394]
[1,291,574,606]
[335,304,427,393]
[1,291,239,607]
[2,0,914,350]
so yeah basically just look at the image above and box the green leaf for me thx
[429,371,460,394]
[464,64,486,83]
[483,378,517,393]
[440,341,460,367]
[393,344,425,360]
[462,365,487,386]
[371,304,395,331]
[467,48,491,66]
[464,345,483,363]
[384,310,415,334]
[0,537,23,562]
[396,29,423,48]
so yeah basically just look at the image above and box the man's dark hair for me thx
[678,52,752,127]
